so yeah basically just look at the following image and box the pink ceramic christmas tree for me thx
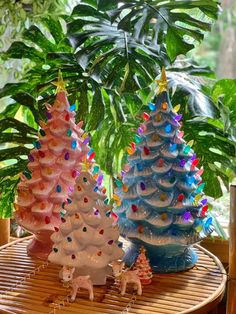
[48,169,124,285]
[134,246,153,285]
[14,73,92,260]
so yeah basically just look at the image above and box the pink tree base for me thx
[27,230,54,260]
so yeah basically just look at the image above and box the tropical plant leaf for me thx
[4,42,44,62]
[0,177,19,218]
[106,0,219,61]
[0,118,37,135]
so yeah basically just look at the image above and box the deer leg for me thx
[137,282,142,295]
[70,286,78,301]
[120,281,126,296]
[89,289,94,301]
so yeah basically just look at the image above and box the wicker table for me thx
[0,237,227,314]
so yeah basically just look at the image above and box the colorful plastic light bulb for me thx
[148,102,156,111]
[71,140,77,149]
[179,159,185,167]
[143,146,150,155]
[197,167,204,176]
[178,131,184,138]
[67,129,72,136]
[140,182,146,191]
[174,114,182,122]
[165,124,171,133]
[56,185,62,192]
[64,152,70,160]
[137,163,143,171]
[138,127,143,134]
[46,112,52,119]
[28,154,34,162]
[93,166,99,174]
[69,104,76,111]
[183,145,191,154]
[127,147,134,155]
[183,212,191,221]
[143,112,150,121]
[88,152,95,160]
[134,134,142,143]
[157,158,164,167]
[162,102,168,110]
[131,204,138,212]
[196,183,205,194]
[65,113,70,121]
[173,104,181,113]
[169,143,177,152]
[83,137,90,145]
[178,194,184,202]
[205,217,213,229]
[115,179,123,188]
[192,159,200,167]
[38,150,45,158]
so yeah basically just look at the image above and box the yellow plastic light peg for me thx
[82,132,88,139]
[39,120,47,128]
[188,140,194,147]
[194,194,202,202]
[173,104,181,113]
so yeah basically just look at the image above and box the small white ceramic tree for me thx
[48,170,124,285]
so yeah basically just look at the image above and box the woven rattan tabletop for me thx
[0,236,227,314]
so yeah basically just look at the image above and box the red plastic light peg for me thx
[143,112,150,121]
[38,150,45,158]
[177,194,184,202]
[131,204,138,212]
[192,159,200,167]
[143,146,150,155]
[72,170,77,178]
[65,113,70,121]
[157,158,164,167]
[131,142,136,150]
[88,151,95,160]
[45,216,51,224]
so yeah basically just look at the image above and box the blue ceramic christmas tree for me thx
[114,68,214,273]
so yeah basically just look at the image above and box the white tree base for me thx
[74,265,112,285]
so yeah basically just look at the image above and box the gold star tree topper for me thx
[52,70,68,94]
[156,67,168,95]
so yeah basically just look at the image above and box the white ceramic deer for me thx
[111,261,142,296]
[61,266,94,301]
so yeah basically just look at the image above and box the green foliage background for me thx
[0,0,235,219]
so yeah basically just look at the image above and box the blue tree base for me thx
[123,241,198,273]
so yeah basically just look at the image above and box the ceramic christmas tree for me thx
[14,73,92,260]
[114,68,214,273]
[48,169,124,285]
[134,246,152,285]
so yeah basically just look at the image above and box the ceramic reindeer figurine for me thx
[61,266,94,301]
[111,260,142,296]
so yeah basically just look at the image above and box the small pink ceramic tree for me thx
[134,246,153,285]
[48,170,124,285]
[14,73,92,260]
